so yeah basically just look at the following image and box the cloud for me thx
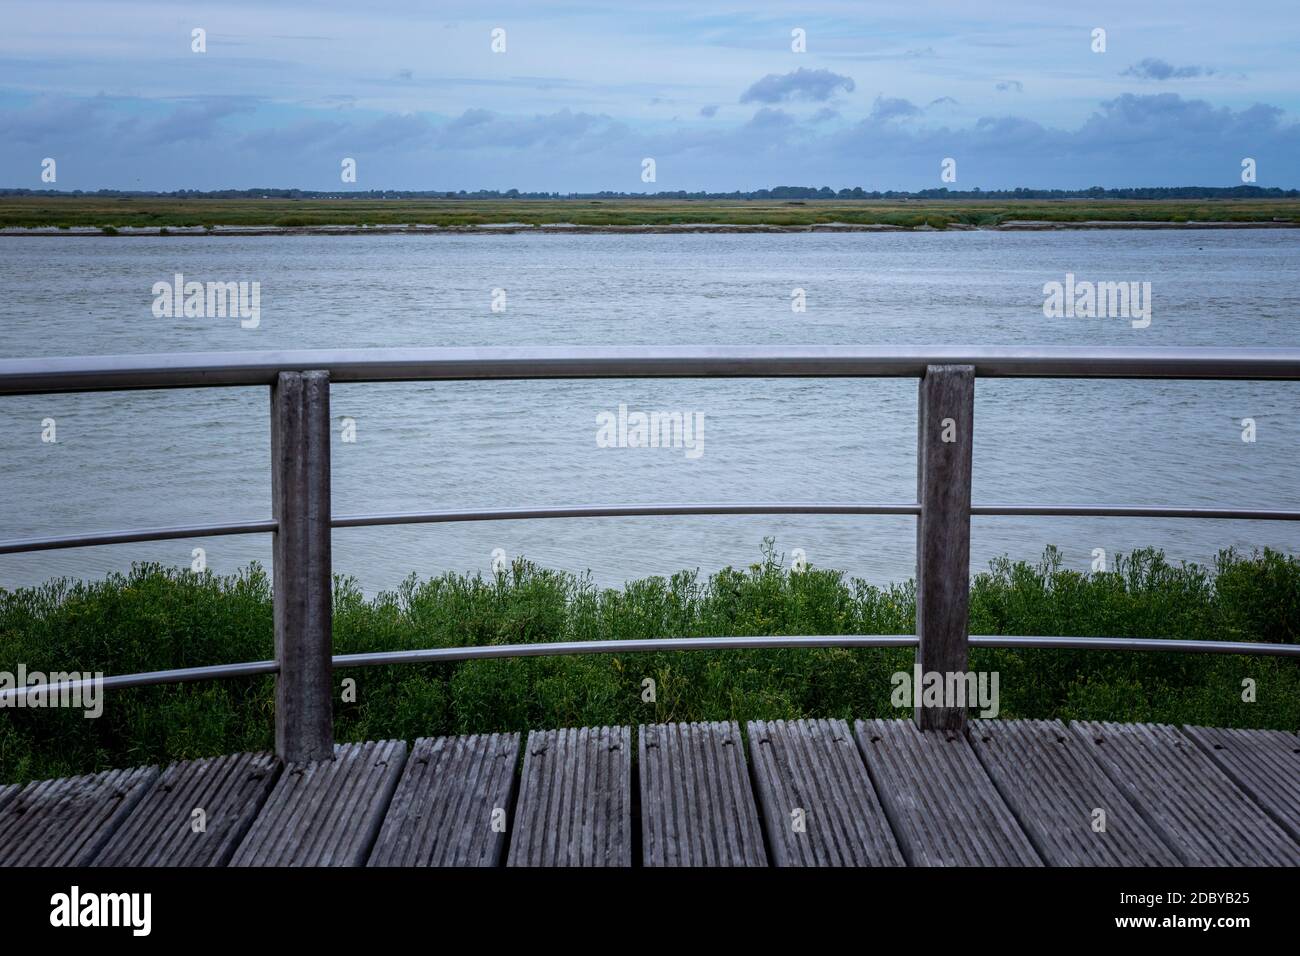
[740,68,855,104]
[699,104,718,118]
[5,90,1298,192]
[434,108,628,150]
[824,46,936,62]
[744,107,797,131]
[1122,58,1215,80]
[868,96,921,121]
[995,80,1023,93]
[928,96,959,108]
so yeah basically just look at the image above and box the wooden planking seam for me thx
[298,743,369,866]
[966,719,1180,866]
[1072,721,1297,866]
[328,741,402,865]
[855,719,1041,866]
[639,722,765,866]
[779,720,846,865]
[148,753,271,866]
[1097,723,1289,863]
[18,767,158,866]
[709,721,764,864]
[94,751,280,867]
[748,717,806,868]
[749,720,814,864]
[1179,724,1300,848]
[816,720,895,863]
[229,739,407,866]
[747,718,904,866]
[368,733,520,866]
[0,766,158,867]
[508,725,631,866]
[969,721,1160,866]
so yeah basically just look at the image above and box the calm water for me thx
[1,230,1298,594]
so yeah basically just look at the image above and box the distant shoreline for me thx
[4,196,1298,234]
[4,219,1300,237]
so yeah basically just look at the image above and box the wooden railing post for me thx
[915,365,975,731]
[271,370,334,762]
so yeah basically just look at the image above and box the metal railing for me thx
[1,346,1298,756]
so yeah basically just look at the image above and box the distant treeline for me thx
[2,185,1297,201]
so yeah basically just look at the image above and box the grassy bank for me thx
[1,542,1296,784]
[2,196,1300,231]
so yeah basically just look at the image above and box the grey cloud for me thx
[824,46,936,62]
[240,118,350,153]
[434,108,628,150]
[744,107,797,131]
[995,80,1023,93]
[699,104,718,118]
[6,90,1298,192]
[868,96,921,121]
[136,98,258,147]
[740,68,854,104]
[1122,58,1215,80]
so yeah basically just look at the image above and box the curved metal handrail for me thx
[5,501,1300,555]
[2,632,1294,706]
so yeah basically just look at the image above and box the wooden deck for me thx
[0,719,1296,867]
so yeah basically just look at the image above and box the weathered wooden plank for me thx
[1073,721,1298,866]
[747,719,904,866]
[639,721,766,867]
[915,364,975,730]
[967,719,1180,866]
[93,752,280,867]
[507,726,631,866]
[230,740,406,866]
[1181,724,1300,845]
[0,766,158,866]
[368,733,520,867]
[854,718,1040,866]
[0,784,16,813]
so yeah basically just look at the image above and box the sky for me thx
[3,0,1299,192]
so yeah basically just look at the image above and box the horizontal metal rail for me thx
[3,632,1294,705]
[970,635,1300,656]
[7,501,1299,556]
[3,345,1300,395]
[331,502,922,529]
[0,519,279,555]
[331,634,1300,666]
[0,659,279,704]
[970,504,1300,520]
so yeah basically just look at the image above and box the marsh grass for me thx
[2,197,1299,230]
[1,542,1295,783]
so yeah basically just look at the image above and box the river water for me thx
[1,229,1297,593]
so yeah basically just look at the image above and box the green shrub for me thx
[1,543,1295,783]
